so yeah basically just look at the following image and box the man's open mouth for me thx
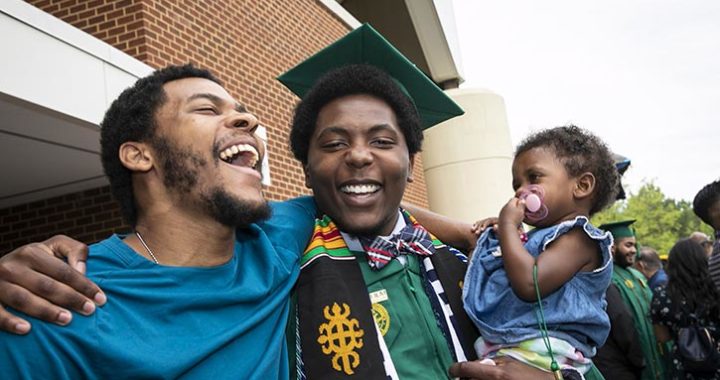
[219,143,259,168]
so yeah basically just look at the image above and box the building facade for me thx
[2,0,458,252]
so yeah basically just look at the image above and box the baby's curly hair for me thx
[290,64,423,164]
[516,125,619,215]
[693,180,720,227]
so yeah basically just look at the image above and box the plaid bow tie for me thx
[360,224,437,270]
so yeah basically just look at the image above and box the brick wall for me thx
[0,186,127,253]
[1,0,430,251]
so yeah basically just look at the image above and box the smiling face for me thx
[614,236,637,267]
[304,94,414,236]
[511,147,584,227]
[148,77,269,226]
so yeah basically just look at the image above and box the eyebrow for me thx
[316,126,349,139]
[367,124,399,135]
[522,164,546,173]
[316,124,398,139]
[187,93,248,113]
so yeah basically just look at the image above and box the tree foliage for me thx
[592,182,712,256]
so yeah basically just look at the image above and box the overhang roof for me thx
[0,0,152,209]
[335,0,464,87]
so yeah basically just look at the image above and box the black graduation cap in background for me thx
[613,153,631,200]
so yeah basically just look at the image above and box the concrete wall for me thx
[422,88,513,223]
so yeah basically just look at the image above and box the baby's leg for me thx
[474,336,593,374]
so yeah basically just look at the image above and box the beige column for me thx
[421,88,514,223]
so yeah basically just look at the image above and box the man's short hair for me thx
[638,246,662,271]
[693,180,720,226]
[690,231,713,247]
[100,64,221,226]
[289,64,423,165]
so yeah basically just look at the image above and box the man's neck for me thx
[648,268,659,279]
[615,262,631,271]
[127,211,236,267]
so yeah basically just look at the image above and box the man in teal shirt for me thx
[0,64,316,378]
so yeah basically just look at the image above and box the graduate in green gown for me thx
[600,220,667,380]
[280,24,475,380]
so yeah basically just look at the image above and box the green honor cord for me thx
[533,263,564,380]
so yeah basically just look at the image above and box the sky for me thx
[451,0,720,201]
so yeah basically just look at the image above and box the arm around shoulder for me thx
[401,202,477,252]
[260,197,317,254]
[0,235,105,334]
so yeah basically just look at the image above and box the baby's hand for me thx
[499,197,526,229]
[471,217,499,236]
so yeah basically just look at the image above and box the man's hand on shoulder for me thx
[0,235,105,334]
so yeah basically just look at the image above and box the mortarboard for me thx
[277,23,464,130]
[613,153,631,201]
[599,219,636,239]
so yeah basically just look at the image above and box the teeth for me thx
[219,143,259,167]
[341,184,380,194]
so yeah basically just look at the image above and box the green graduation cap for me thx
[599,219,636,239]
[277,23,464,130]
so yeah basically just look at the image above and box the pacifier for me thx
[518,185,548,223]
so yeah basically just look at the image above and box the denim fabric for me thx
[463,216,613,357]
[647,269,668,289]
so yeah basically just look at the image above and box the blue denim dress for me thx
[462,216,613,357]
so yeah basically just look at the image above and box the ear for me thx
[119,141,153,173]
[573,172,595,199]
[407,154,416,183]
[303,164,312,189]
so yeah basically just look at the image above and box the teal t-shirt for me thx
[0,197,316,379]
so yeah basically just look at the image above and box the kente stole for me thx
[294,210,478,379]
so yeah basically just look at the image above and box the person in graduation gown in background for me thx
[599,220,667,380]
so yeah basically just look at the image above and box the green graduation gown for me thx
[612,266,667,380]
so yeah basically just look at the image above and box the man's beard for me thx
[614,255,633,268]
[202,188,271,227]
[151,136,271,227]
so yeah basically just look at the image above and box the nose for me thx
[514,184,530,198]
[345,144,373,168]
[226,111,259,134]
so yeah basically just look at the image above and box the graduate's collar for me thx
[342,209,406,252]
